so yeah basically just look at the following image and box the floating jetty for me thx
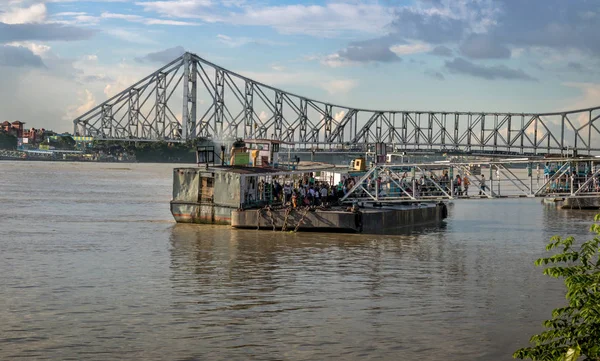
[231,203,447,233]
[170,165,447,233]
[561,196,600,210]
[542,197,565,205]
[169,140,447,233]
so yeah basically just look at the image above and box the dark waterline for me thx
[0,161,596,360]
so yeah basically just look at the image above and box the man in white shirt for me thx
[320,186,328,203]
[283,182,292,204]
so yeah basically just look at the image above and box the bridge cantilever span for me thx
[73,52,600,155]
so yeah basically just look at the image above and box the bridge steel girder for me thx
[73,52,600,155]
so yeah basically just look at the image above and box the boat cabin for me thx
[171,163,340,224]
[242,139,286,167]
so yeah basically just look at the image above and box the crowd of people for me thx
[347,170,491,198]
[250,162,600,207]
[542,163,600,193]
[256,169,494,208]
[257,172,352,208]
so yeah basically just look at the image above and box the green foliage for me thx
[91,140,197,163]
[0,131,18,149]
[514,214,600,361]
[42,135,76,150]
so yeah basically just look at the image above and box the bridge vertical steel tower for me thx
[74,52,600,155]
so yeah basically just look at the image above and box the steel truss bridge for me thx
[339,157,600,202]
[74,52,600,155]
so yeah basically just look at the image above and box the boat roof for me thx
[176,162,342,176]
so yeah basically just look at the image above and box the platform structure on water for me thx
[170,140,448,233]
[339,156,600,207]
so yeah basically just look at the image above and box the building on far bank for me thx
[1,121,26,138]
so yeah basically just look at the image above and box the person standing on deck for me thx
[320,185,328,204]
[463,175,470,196]
[284,182,292,204]
[479,174,487,195]
[308,173,315,186]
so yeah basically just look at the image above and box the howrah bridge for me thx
[73,52,600,157]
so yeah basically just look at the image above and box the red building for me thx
[1,121,26,138]
[1,121,10,133]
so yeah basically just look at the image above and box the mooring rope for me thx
[294,206,311,233]
[256,208,262,230]
[266,205,276,231]
[281,207,292,232]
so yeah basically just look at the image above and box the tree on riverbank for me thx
[514,214,600,361]
[91,140,202,163]
[0,131,17,149]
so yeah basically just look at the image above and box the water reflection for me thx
[167,223,491,360]
[541,202,597,238]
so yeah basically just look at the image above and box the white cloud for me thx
[233,3,392,37]
[216,34,287,47]
[102,64,151,98]
[241,70,314,88]
[101,12,199,26]
[217,34,244,47]
[258,110,269,121]
[136,1,392,37]
[105,28,155,44]
[45,0,130,2]
[511,48,525,58]
[410,0,500,34]
[240,69,357,97]
[521,82,600,135]
[321,79,357,95]
[319,53,356,68]
[390,42,432,56]
[101,12,140,21]
[84,54,98,62]
[53,12,87,17]
[65,89,96,120]
[145,19,198,25]
[561,83,600,129]
[7,41,51,56]
[333,110,345,122]
[135,0,218,21]
[51,13,100,26]
[0,3,46,24]
[317,51,392,68]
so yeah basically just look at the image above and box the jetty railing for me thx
[339,157,600,203]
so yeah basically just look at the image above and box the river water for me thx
[1,161,596,360]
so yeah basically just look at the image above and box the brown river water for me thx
[0,161,597,360]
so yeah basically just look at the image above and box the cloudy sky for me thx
[1,0,600,132]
